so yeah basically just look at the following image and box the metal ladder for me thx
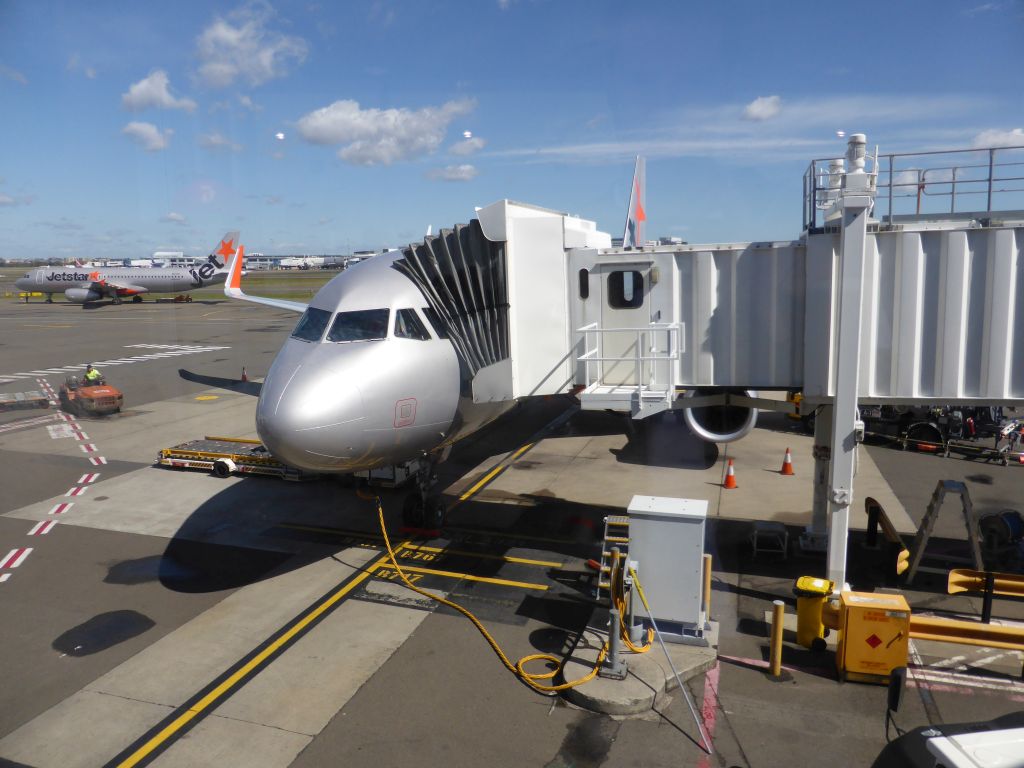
[906,480,985,583]
[597,515,630,597]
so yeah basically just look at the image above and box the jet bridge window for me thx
[608,270,644,309]
[290,307,332,342]
[394,308,431,341]
[326,309,390,342]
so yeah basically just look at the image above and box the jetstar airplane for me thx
[15,232,240,304]
[195,158,758,528]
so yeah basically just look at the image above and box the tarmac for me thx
[1,297,1024,767]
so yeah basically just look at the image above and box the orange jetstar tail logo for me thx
[634,179,646,222]
[217,238,236,259]
[88,270,100,280]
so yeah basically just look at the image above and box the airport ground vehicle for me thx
[59,376,123,416]
[157,436,307,480]
[0,390,49,412]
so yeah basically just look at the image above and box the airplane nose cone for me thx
[256,362,368,471]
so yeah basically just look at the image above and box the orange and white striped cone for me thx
[780,447,795,476]
[723,459,738,489]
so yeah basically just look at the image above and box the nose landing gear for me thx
[401,461,445,530]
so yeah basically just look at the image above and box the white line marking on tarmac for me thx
[0,574,10,583]
[79,444,97,453]
[49,503,73,515]
[28,520,57,536]
[65,486,87,497]
[0,548,32,569]
[89,456,108,466]
[78,473,100,484]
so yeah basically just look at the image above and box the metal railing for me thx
[803,144,1024,230]
[577,322,681,396]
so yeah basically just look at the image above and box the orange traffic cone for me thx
[1018,452,1024,465]
[241,367,248,382]
[780,447,795,476]
[723,459,738,489]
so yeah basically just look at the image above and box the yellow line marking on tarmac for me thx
[113,546,406,768]
[454,442,534,505]
[401,543,562,568]
[22,323,74,328]
[382,564,548,591]
[194,395,219,401]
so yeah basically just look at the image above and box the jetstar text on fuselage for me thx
[46,271,98,282]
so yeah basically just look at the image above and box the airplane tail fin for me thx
[621,156,646,248]
[209,230,241,271]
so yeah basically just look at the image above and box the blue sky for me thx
[0,0,1022,260]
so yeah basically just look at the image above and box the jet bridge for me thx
[402,133,1024,589]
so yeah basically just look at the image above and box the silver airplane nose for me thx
[256,358,368,471]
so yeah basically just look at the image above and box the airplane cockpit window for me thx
[421,307,451,339]
[291,307,332,342]
[326,309,389,342]
[394,308,431,341]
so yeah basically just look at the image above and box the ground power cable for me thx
[368,491,608,694]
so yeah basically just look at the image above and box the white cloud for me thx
[122,71,197,112]
[973,128,1024,148]
[200,132,243,151]
[238,94,262,112]
[195,1,309,88]
[161,212,187,224]
[122,121,173,151]
[449,136,486,156]
[0,64,27,85]
[744,95,781,121]
[0,195,17,206]
[0,193,32,207]
[427,164,478,182]
[296,98,475,165]
[67,53,96,79]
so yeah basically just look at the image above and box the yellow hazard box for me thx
[836,591,910,684]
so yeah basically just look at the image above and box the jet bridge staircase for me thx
[576,322,682,419]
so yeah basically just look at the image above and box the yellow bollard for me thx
[770,600,785,677]
[703,554,713,619]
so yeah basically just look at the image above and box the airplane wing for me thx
[223,245,307,314]
[94,278,147,297]
[178,368,262,396]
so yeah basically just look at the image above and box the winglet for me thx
[225,244,245,299]
[621,156,646,248]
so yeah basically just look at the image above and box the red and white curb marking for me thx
[1,378,109,585]
[28,520,57,536]
[0,548,33,569]
[35,378,58,407]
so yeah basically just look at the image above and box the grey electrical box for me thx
[627,495,707,644]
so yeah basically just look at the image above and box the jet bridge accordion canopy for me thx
[394,219,510,378]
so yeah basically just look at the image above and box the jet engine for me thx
[64,288,103,303]
[681,388,758,443]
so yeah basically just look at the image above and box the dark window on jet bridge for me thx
[608,270,644,309]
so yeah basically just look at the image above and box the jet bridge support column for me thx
[820,134,876,590]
